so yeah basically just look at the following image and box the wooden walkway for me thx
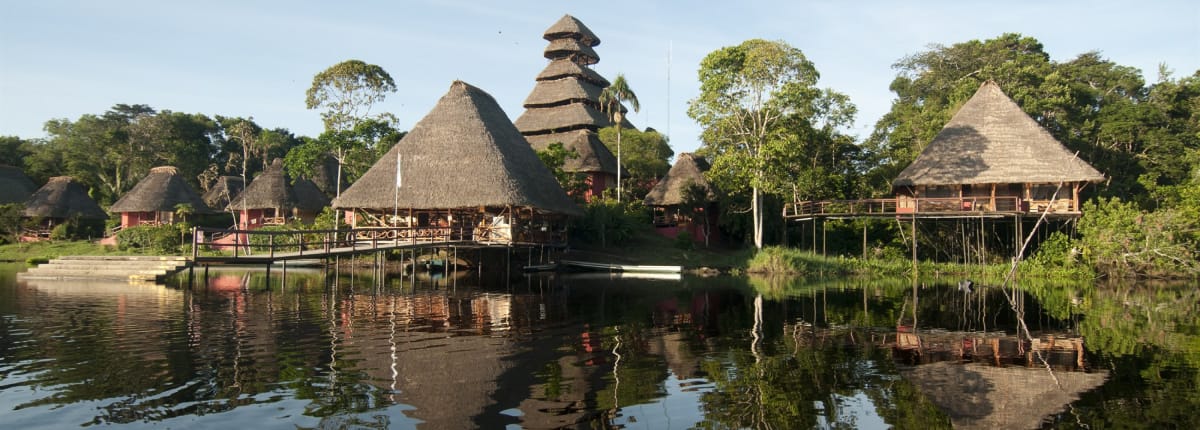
[783,196,1082,221]
[191,225,563,265]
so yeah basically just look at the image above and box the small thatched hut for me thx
[515,14,632,200]
[333,81,580,245]
[227,159,330,229]
[893,81,1105,215]
[0,165,37,205]
[109,166,213,228]
[644,153,720,244]
[21,176,108,238]
[201,176,244,212]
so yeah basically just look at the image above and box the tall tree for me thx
[598,74,640,202]
[597,126,673,199]
[688,39,854,249]
[305,59,398,196]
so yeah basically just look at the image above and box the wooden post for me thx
[990,184,996,211]
[862,221,868,260]
[911,216,918,274]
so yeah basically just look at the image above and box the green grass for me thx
[745,246,1096,281]
[0,240,152,264]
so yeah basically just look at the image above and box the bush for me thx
[674,231,695,250]
[571,194,649,247]
[45,217,103,241]
[1077,197,1199,277]
[116,225,182,253]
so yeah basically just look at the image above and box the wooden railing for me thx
[191,224,567,261]
[783,196,1035,217]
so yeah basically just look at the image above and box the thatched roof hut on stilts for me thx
[109,166,214,229]
[643,153,720,245]
[515,14,629,200]
[227,159,330,229]
[892,81,1105,215]
[333,81,580,245]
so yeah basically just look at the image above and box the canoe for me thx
[560,259,682,274]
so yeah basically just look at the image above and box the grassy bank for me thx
[745,246,1096,281]
[0,241,146,264]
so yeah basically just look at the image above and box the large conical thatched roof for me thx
[894,81,1105,187]
[109,166,214,214]
[525,130,624,176]
[23,176,108,220]
[332,81,580,215]
[202,176,244,210]
[543,14,601,46]
[227,159,330,213]
[644,153,718,206]
[523,78,605,107]
[543,38,599,65]
[537,59,609,87]
[0,165,37,204]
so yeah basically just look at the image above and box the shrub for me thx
[674,231,695,250]
[116,225,182,253]
[571,194,649,247]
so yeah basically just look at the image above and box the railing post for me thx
[192,227,198,260]
[269,233,275,260]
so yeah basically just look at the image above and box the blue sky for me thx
[2,1,1197,156]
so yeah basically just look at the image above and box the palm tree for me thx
[598,74,640,202]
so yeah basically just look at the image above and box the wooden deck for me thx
[783,196,1082,220]
[191,225,564,265]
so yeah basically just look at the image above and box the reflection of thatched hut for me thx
[893,81,1105,215]
[201,176,244,212]
[333,81,579,245]
[644,153,719,244]
[227,159,330,229]
[0,165,37,204]
[901,362,1107,429]
[109,166,213,228]
[515,14,630,200]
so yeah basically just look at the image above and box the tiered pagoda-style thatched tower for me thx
[515,14,628,200]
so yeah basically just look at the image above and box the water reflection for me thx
[0,262,1196,428]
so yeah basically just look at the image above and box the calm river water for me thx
[1,261,1197,429]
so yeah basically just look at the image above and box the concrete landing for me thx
[17,255,192,283]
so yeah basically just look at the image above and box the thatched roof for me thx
[227,159,330,213]
[537,59,610,87]
[23,176,107,220]
[0,165,37,204]
[201,176,244,210]
[109,166,215,214]
[543,14,600,46]
[308,153,345,197]
[523,77,605,107]
[543,38,599,65]
[894,81,1105,187]
[332,81,580,215]
[525,130,624,176]
[644,153,718,206]
[902,362,1107,430]
[515,103,612,134]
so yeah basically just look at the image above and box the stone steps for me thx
[18,255,192,282]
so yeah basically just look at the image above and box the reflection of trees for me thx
[1070,285,1200,427]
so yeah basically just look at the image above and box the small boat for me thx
[560,259,682,274]
[522,262,558,272]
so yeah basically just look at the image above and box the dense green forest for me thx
[3,34,1197,277]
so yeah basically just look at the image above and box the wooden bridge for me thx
[190,225,566,265]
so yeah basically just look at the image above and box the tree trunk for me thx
[752,186,763,249]
[615,122,623,203]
